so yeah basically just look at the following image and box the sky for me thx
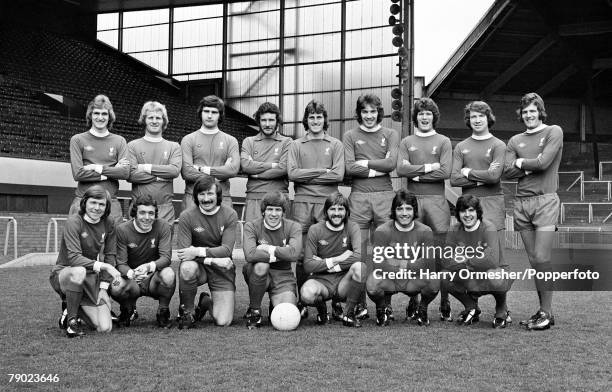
[414,0,494,83]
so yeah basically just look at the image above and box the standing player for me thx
[181,95,239,211]
[504,92,563,330]
[300,192,365,327]
[50,185,122,337]
[343,94,400,318]
[288,100,345,317]
[127,101,182,226]
[69,94,130,221]
[176,175,238,328]
[110,195,175,328]
[242,191,302,328]
[366,190,438,326]
[240,102,292,222]
[396,97,453,321]
[443,195,513,328]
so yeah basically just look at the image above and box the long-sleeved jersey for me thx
[180,130,240,197]
[443,219,505,272]
[450,135,506,197]
[396,132,452,195]
[243,218,301,270]
[115,219,172,275]
[70,131,129,198]
[503,125,563,197]
[343,126,400,193]
[240,132,291,199]
[303,221,361,275]
[127,137,181,205]
[288,133,345,202]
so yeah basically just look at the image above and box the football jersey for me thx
[451,135,506,196]
[243,218,302,270]
[303,221,360,274]
[444,219,505,271]
[240,132,291,199]
[176,204,238,259]
[115,219,172,275]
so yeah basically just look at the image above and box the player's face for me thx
[197,185,218,212]
[85,197,107,221]
[416,110,434,132]
[360,104,379,130]
[259,112,278,136]
[395,203,415,228]
[91,108,109,132]
[469,111,489,134]
[263,206,283,227]
[135,204,156,231]
[327,204,346,227]
[521,103,542,130]
[145,110,164,135]
[307,112,325,134]
[201,107,220,130]
[459,206,478,229]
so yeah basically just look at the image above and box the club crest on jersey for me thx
[258,239,269,245]
[220,226,224,234]
[274,147,279,155]
[163,151,169,159]
[518,143,526,148]
[409,145,418,152]
[84,145,94,151]
[324,147,331,155]
[196,144,202,148]
[461,149,470,155]
[150,239,156,248]
[128,242,138,248]
[318,239,329,246]
[109,147,115,156]
[342,237,348,247]
[356,140,365,145]
[431,146,438,155]
[81,232,88,238]
[218,141,224,149]
[485,147,492,157]
[140,152,146,157]
[194,226,205,233]
[381,137,386,147]
[539,137,545,147]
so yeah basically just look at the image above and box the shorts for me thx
[242,263,297,297]
[137,271,157,298]
[478,194,506,231]
[244,198,262,223]
[49,267,98,306]
[69,197,123,223]
[292,201,325,234]
[513,193,559,231]
[306,272,346,299]
[348,191,394,229]
[416,195,450,233]
[195,262,236,292]
[157,202,176,226]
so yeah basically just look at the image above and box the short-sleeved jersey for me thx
[503,125,563,197]
[70,131,129,198]
[450,135,506,197]
[176,205,238,259]
[287,134,345,202]
[115,219,172,275]
[180,130,240,197]
[303,221,361,274]
[240,132,291,199]
[343,126,400,193]
[396,132,452,195]
[243,218,302,270]
[127,137,181,205]
[444,219,505,271]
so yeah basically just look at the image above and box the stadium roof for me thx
[81,0,227,13]
[427,0,612,102]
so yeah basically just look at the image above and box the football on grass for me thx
[270,303,301,331]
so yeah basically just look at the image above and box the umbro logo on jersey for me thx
[163,151,169,159]
[342,237,348,247]
[81,232,88,238]
[319,240,329,246]
[381,137,386,147]
[431,146,438,155]
[109,147,115,156]
[140,152,146,157]
[409,146,418,152]
[259,239,269,245]
[84,145,94,151]
[485,148,492,157]
[151,239,156,248]
[194,226,205,233]
[518,143,526,148]
[196,144,202,148]
[356,140,365,145]
[539,137,545,147]
[274,147,279,155]
[461,149,470,154]
[219,141,224,149]
[324,147,331,155]
[128,242,138,248]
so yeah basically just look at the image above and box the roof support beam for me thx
[536,64,577,96]
[559,21,612,36]
[593,57,612,69]
[482,33,557,98]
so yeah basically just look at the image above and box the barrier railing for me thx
[45,217,67,253]
[0,216,18,259]
[560,202,612,224]
[598,161,612,180]
[582,180,612,201]
[560,171,584,201]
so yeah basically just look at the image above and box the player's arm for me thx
[102,138,130,180]
[70,136,105,182]
[63,218,98,268]
[243,222,273,263]
[180,135,204,182]
[302,226,330,274]
[255,139,289,179]
[287,142,327,182]
[450,144,477,187]
[417,139,452,181]
[336,223,362,271]
[149,143,182,180]
[127,143,156,184]
[240,138,270,175]
[310,141,345,183]
[115,226,132,276]
[343,133,371,178]
[396,140,426,178]
[466,142,505,184]
[210,136,240,180]
[99,220,120,284]
[151,221,173,270]
[519,126,563,172]
[206,210,238,258]
[368,129,400,173]
[503,139,528,179]
[466,225,499,271]
[273,221,302,263]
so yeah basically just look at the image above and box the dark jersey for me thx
[115,219,172,275]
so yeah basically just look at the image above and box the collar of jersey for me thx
[463,219,481,232]
[525,123,548,134]
[415,130,437,137]
[301,132,331,143]
[394,221,414,232]
[143,135,164,143]
[325,221,344,231]
[199,205,220,215]
[255,131,282,141]
[471,133,492,141]
[199,127,220,135]
[89,129,109,138]
[359,124,382,133]
[133,219,152,233]
[263,220,282,231]
[83,214,101,224]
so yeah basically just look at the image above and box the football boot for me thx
[331,301,344,321]
[520,310,554,327]
[177,304,195,330]
[415,306,430,326]
[439,298,453,322]
[526,310,554,331]
[315,302,329,325]
[342,310,362,328]
[354,303,369,320]
[405,296,419,321]
[297,302,309,319]
[194,292,212,322]
[457,308,481,325]
[246,308,263,329]
[376,307,389,326]
[156,308,171,328]
[66,317,85,338]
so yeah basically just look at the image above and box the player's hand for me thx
[103,265,122,285]
[134,264,149,277]
[431,162,441,171]
[126,269,135,280]
[212,257,233,270]
[177,246,200,261]
[355,160,368,168]
[271,162,279,169]
[489,161,501,170]
[116,158,130,167]
[256,244,271,252]
[83,164,96,171]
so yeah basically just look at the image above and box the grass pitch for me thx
[1,250,611,392]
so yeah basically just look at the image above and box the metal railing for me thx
[45,217,67,253]
[598,161,612,180]
[560,171,584,201]
[0,216,18,259]
[582,180,612,201]
[560,202,612,224]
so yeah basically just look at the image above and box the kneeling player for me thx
[300,192,365,327]
[176,175,238,328]
[242,191,302,328]
[366,190,439,326]
[49,185,122,337]
[443,195,513,328]
[110,195,175,327]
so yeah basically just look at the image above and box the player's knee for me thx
[97,318,113,333]
[299,284,317,304]
[159,267,176,287]
[213,315,233,327]
[69,266,87,284]
[179,261,198,281]
[350,262,366,282]
[253,262,269,276]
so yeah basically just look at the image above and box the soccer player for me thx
[242,191,302,328]
[181,95,239,211]
[288,100,345,318]
[343,94,399,318]
[503,92,563,330]
[300,192,365,327]
[366,190,438,326]
[109,195,175,328]
[176,175,238,328]
[443,195,513,328]
[240,102,292,222]
[49,185,122,337]
[396,97,453,321]
[69,94,130,221]
[127,101,182,226]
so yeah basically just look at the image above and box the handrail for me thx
[0,216,18,259]
[45,217,67,253]
[598,161,612,181]
[560,171,584,201]
[560,201,612,224]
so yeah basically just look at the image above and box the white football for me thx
[270,302,301,331]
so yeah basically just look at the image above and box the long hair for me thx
[86,94,116,129]
[411,97,440,128]
[192,175,222,207]
[302,100,329,132]
[390,189,419,221]
[454,194,483,222]
[254,102,282,130]
[464,101,496,129]
[355,94,384,125]
[260,191,288,214]
[323,192,350,224]
[130,194,158,219]
[138,101,169,131]
[516,92,547,122]
[79,185,112,220]
[197,95,225,125]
